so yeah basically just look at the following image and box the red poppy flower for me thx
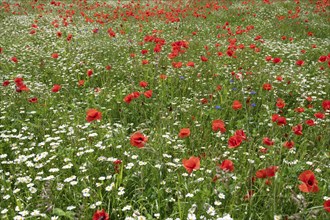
[272,57,282,64]
[272,114,279,122]
[51,84,61,93]
[52,53,59,59]
[256,169,267,178]
[269,167,280,178]
[256,166,278,178]
[142,60,149,65]
[218,159,234,172]
[139,81,148,88]
[186,61,195,67]
[78,80,85,87]
[283,140,294,149]
[276,98,285,108]
[324,200,330,213]
[276,76,283,81]
[201,98,208,104]
[298,170,319,193]
[235,129,246,141]
[2,80,10,87]
[141,49,148,55]
[87,69,93,77]
[265,56,272,61]
[11,57,18,63]
[130,132,148,148]
[182,156,200,174]
[228,135,242,148]
[154,44,162,53]
[226,50,234,57]
[123,94,134,104]
[305,119,315,126]
[67,33,73,41]
[201,56,208,62]
[263,83,272,91]
[172,62,182,68]
[292,124,303,135]
[106,65,111,70]
[212,119,226,133]
[263,137,274,146]
[86,109,102,122]
[318,55,327,63]
[132,92,140,98]
[144,90,152,98]
[28,97,38,103]
[314,112,325,119]
[14,77,23,86]
[232,100,242,110]
[178,128,190,138]
[322,100,330,111]
[16,84,29,92]
[296,60,304,66]
[92,209,110,220]
[159,74,167,80]
[294,107,305,113]
[276,116,287,126]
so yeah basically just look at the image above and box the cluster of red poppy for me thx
[123,90,153,104]
[228,129,247,148]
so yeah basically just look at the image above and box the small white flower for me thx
[186,193,194,198]
[214,201,222,206]
[29,187,37,194]
[206,206,216,216]
[187,213,196,220]
[218,193,225,199]
[217,213,233,220]
[82,188,90,197]
[67,206,76,211]
[1,208,8,214]
[105,183,115,191]
[274,215,282,220]
[30,210,40,216]
[19,211,29,216]
[122,205,131,211]
[3,194,10,200]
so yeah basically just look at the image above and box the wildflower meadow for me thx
[0,0,329,219]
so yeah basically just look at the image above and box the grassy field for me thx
[0,0,329,219]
